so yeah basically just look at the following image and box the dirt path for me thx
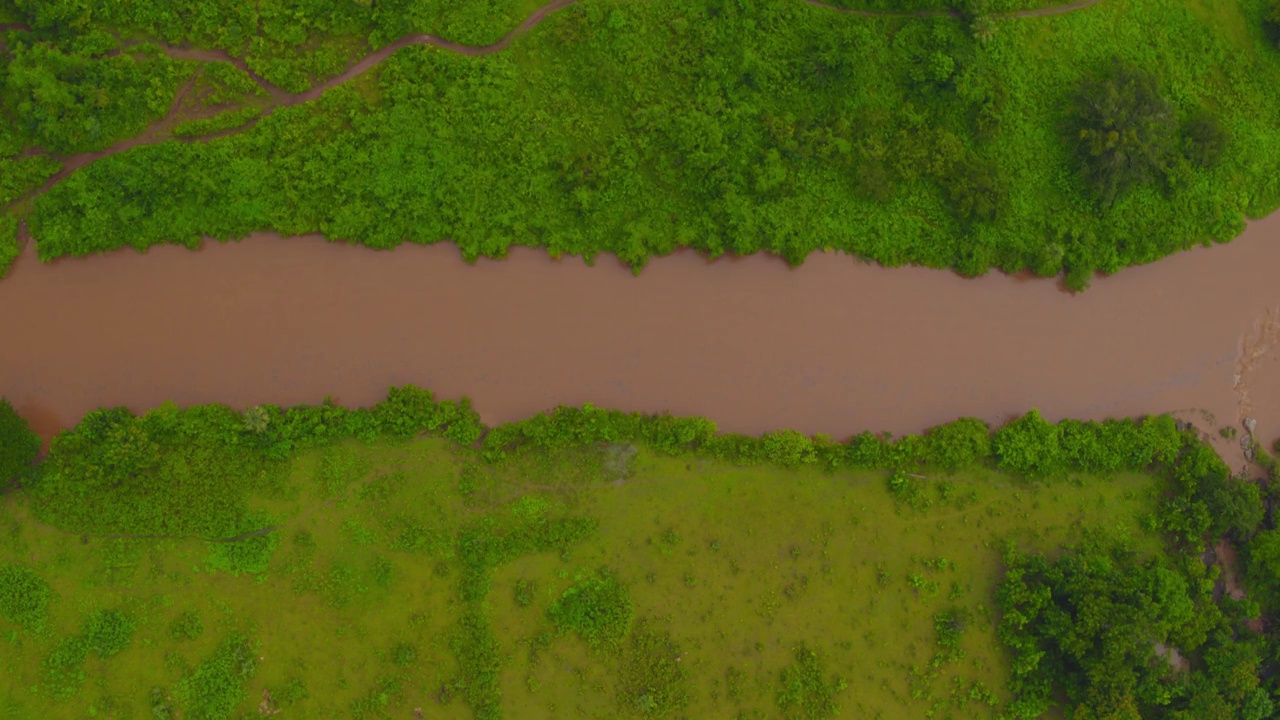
[4,0,584,208]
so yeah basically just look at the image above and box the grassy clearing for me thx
[0,436,1158,719]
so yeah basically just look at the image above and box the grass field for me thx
[0,435,1162,719]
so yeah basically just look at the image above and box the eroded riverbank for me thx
[2,214,1278,471]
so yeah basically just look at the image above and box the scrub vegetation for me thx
[1,387,1278,718]
[1,0,1280,286]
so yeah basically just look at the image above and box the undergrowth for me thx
[776,645,848,720]
[547,568,634,647]
[0,562,49,632]
[174,631,259,720]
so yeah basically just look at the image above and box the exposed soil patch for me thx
[601,443,639,485]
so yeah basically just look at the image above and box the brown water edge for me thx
[2,214,1278,473]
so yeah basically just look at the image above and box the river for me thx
[2,216,1277,471]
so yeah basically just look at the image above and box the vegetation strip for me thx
[6,0,1279,285]
[2,387,1280,717]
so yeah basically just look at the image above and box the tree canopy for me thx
[1071,62,1176,206]
[0,398,39,487]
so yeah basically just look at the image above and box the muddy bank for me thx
[2,214,1278,470]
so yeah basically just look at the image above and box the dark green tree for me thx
[1071,62,1176,204]
[0,398,39,487]
[1183,109,1228,168]
[1245,529,1280,609]
[992,409,1062,477]
[943,155,1008,225]
[1266,1,1280,47]
[998,543,1201,719]
[922,417,991,472]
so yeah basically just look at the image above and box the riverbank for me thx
[1,389,1265,719]
[0,435,1155,718]
[3,210,1277,471]
[9,0,1280,284]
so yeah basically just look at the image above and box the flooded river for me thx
[2,216,1278,471]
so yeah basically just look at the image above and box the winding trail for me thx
[9,0,584,204]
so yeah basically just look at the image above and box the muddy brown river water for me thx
[2,215,1278,471]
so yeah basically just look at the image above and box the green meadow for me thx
[1,435,1158,719]
[1,391,1271,719]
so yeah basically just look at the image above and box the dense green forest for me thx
[2,390,1280,717]
[3,0,1280,286]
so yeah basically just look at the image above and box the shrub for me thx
[40,607,136,698]
[845,432,891,469]
[175,632,259,720]
[1245,529,1280,610]
[81,608,135,658]
[169,610,203,641]
[350,677,402,719]
[617,623,688,716]
[776,645,847,720]
[0,563,50,631]
[1058,419,1124,473]
[701,433,767,465]
[762,429,817,468]
[31,404,278,538]
[1266,1,1280,46]
[16,0,1280,287]
[205,530,279,576]
[373,385,449,439]
[150,687,179,719]
[171,107,261,139]
[274,677,308,705]
[1183,110,1228,168]
[640,415,717,455]
[881,434,926,470]
[932,608,969,666]
[547,569,633,647]
[943,156,1007,225]
[1129,415,1183,468]
[513,579,536,608]
[0,398,41,486]
[197,62,266,105]
[41,635,90,700]
[450,610,502,720]
[1205,476,1264,540]
[921,418,991,472]
[390,642,417,667]
[887,471,930,512]
[993,410,1062,478]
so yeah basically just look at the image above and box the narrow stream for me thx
[3,214,1278,470]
